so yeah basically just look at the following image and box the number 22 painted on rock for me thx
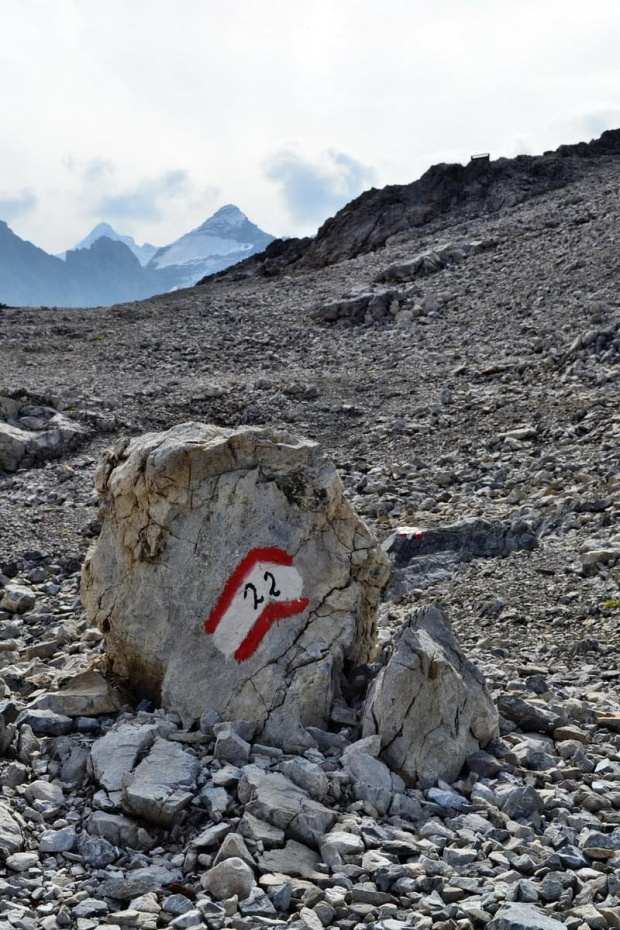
[205,547,309,663]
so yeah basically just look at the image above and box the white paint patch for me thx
[211,561,304,659]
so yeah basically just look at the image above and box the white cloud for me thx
[264,148,376,230]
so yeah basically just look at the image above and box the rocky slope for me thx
[0,132,620,930]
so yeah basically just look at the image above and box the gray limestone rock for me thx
[258,839,321,878]
[238,811,285,849]
[384,518,538,595]
[122,738,200,827]
[246,771,336,848]
[341,740,396,815]
[497,694,561,734]
[90,722,157,793]
[0,803,24,856]
[0,410,86,473]
[98,866,182,901]
[17,708,73,736]
[214,727,250,766]
[489,903,568,930]
[320,831,365,867]
[27,671,127,717]
[201,856,256,901]
[86,811,153,850]
[82,424,388,749]
[280,757,329,800]
[0,584,35,614]
[362,605,498,786]
[375,239,496,285]
[213,832,255,869]
[39,827,78,853]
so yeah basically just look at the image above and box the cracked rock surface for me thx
[362,605,499,786]
[81,423,389,749]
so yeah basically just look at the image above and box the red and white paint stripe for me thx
[205,547,309,662]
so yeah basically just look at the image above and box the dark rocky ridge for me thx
[201,128,620,282]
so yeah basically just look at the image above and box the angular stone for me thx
[213,832,255,869]
[246,771,336,848]
[82,424,389,749]
[384,517,537,594]
[238,812,285,849]
[201,856,256,901]
[238,887,277,919]
[191,822,231,848]
[341,741,395,815]
[258,839,321,879]
[87,811,153,849]
[214,727,250,766]
[0,411,85,473]
[78,832,119,867]
[0,803,24,856]
[28,671,127,717]
[17,709,73,736]
[90,722,158,793]
[320,831,364,867]
[280,757,329,800]
[122,738,200,827]
[362,605,498,786]
[0,584,35,613]
[489,903,568,930]
[497,694,560,734]
[6,851,39,871]
[72,899,109,919]
[39,827,78,853]
[99,866,182,901]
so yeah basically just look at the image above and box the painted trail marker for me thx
[82,423,389,749]
[205,547,309,662]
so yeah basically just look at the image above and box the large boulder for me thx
[82,424,389,749]
[362,605,498,786]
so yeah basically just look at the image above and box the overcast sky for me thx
[2,0,620,253]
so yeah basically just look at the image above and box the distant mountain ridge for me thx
[0,206,274,307]
[58,222,158,266]
[0,221,161,308]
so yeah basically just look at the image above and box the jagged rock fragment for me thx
[362,605,498,786]
[122,738,200,827]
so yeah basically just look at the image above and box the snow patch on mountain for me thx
[147,205,275,289]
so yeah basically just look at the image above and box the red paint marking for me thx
[398,527,423,539]
[205,547,294,635]
[234,597,310,662]
[205,546,309,663]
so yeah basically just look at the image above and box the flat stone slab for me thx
[384,517,538,594]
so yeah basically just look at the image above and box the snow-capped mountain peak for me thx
[147,204,274,288]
